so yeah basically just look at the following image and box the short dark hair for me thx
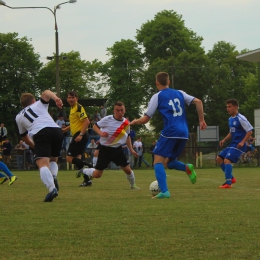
[156,72,169,86]
[114,101,125,107]
[67,91,78,98]
[226,98,239,107]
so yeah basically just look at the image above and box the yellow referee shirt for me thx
[69,102,88,136]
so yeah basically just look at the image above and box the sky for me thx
[0,0,260,64]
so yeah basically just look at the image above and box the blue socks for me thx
[154,163,168,193]
[0,162,13,178]
[167,160,186,171]
[225,164,233,184]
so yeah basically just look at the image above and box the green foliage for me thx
[99,39,145,132]
[37,51,102,99]
[2,169,260,259]
[0,32,42,141]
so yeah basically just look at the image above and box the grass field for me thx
[1,167,260,260]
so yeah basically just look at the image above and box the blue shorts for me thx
[153,135,187,160]
[218,147,244,163]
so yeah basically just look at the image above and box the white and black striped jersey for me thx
[16,98,59,137]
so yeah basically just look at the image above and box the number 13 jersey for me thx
[145,88,194,139]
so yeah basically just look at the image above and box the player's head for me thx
[226,98,239,116]
[156,72,170,87]
[114,101,125,120]
[67,91,78,106]
[20,93,35,108]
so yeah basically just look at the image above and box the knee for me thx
[216,156,223,165]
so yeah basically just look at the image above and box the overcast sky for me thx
[1,0,259,64]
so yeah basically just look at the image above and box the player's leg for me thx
[0,172,8,184]
[0,161,17,185]
[113,147,139,190]
[33,128,59,201]
[165,139,196,184]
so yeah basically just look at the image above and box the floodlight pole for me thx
[166,48,174,88]
[0,0,77,97]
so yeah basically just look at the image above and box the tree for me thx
[136,10,208,134]
[0,32,42,141]
[37,51,102,99]
[205,41,257,137]
[99,39,144,122]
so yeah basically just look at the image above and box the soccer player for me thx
[15,90,63,202]
[216,99,253,188]
[0,161,17,185]
[131,72,207,199]
[76,101,140,190]
[62,91,92,187]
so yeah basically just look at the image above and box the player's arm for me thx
[75,118,90,142]
[22,135,35,149]
[41,90,63,109]
[93,123,109,137]
[191,98,207,130]
[126,136,138,157]
[130,115,150,125]
[238,130,253,149]
[220,133,232,147]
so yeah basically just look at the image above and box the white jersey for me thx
[16,99,59,137]
[96,115,130,148]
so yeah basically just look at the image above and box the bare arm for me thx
[219,133,232,147]
[41,90,63,109]
[130,115,150,126]
[238,130,253,149]
[22,135,35,149]
[93,124,109,137]
[191,98,207,130]
[74,118,90,142]
[126,136,138,157]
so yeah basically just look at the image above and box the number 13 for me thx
[168,99,183,117]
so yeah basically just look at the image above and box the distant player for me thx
[217,99,253,188]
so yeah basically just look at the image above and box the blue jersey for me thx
[229,113,253,147]
[145,88,194,138]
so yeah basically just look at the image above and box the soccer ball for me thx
[149,180,161,196]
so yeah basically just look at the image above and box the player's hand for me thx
[199,121,207,130]
[100,131,109,137]
[55,98,63,109]
[131,150,138,158]
[130,119,137,125]
[237,142,244,149]
[219,140,225,147]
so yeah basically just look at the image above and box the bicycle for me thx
[237,149,258,167]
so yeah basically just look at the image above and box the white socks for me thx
[49,161,58,178]
[126,171,135,186]
[93,157,97,167]
[40,166,55,192]
[83,167,95,177]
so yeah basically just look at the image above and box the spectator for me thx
[2,138,12,169]
[56,115,65,128]
[87,139,98,161]
[23,141,33,170]
[100,105,107,118]
[93,110,101,123]
[0,123,7,143]
[61,123,68,152]
[149,141,156,167]
[133,137,143,168]
[141,138,150,168]
[15,140,26,170]
[129,128,136,145]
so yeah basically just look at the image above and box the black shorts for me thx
[67,131,89,157]
[95,145,129,170]
[33,127,63,160]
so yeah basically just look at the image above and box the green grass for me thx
[1,167,260,260]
